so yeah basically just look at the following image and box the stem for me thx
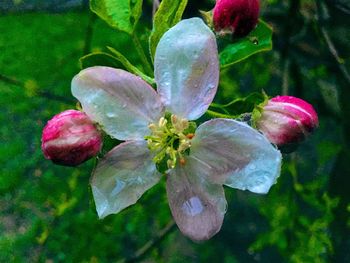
[318,26,350,84]
[117,220,176,263]
[280,0,301,95]
[107,47,155,85]
[0,73,74,104]
[209,103,230,114]
[83,12,97,55]
[282,59,290,95]
[206,110,235,119]
[132,33,154,76]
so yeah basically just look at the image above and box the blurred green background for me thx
[1,0,350,262]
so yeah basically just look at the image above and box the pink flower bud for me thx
[213,0,260,37]
[41,110,102,166]
[256,96,319,147]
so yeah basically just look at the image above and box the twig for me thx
[320,28,350,84]
[0,73,74,104]
[279,0,301,95]
[0,73,22,86]
[335,3,350,14]
[117,220,176,263]
[315,0,350,84]
[320,27,343,64]
[282,59,290,95]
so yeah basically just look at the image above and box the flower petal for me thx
[166,162,227,241]
[190,119,282,194]
[154,18,219,120]
[91,140,161,218]
[72,66,164,140]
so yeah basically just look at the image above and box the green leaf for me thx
[219,20,273,68]
[90,0,143,34]
[80,50,155,85]
[149,0,188,59]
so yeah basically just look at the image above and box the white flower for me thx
[71,18,282,241]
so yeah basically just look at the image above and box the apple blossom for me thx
[71,18,281,241]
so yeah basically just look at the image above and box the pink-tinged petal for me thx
[91,140,161,218]
[213,0,260,37]
[167,162,227,241]
[269,96,318,132]
[256,96,319,146]
[190,119,282,194]
[154,18,219,120]
[72,67,164,141]
[41,110,102,166]
[256,110,302,146]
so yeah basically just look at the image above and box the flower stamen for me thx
[145,114,196,172]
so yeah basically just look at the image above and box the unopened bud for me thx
[41,110,102,166]
[255,96,319,148]
[213,0,260,37]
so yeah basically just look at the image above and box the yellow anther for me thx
[148,123,157,131]
[147,115,193,170]
[167,159,175,169]
[166,146,172,154]
[181,119,189,130]
[158,117,167,127]
[171,114,178,125]
[178,141,191,152]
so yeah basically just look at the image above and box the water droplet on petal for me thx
[181,196,204,217]
[111,179,126,196]
[107,112,115,118]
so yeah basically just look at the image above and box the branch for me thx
[335,3,350,14]
[282,59,290,95]
[0,73,74,104]
[315,0,350,84]
[279,0,301,95]
[117,220,176,263]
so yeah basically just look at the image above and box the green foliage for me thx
[250,143,341,262]
[219,20,273,68]
[80,49,155,84]
[149,0,188,59]
[208,92,266,118]
[90,0,143,34]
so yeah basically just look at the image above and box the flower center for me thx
[145,113,196,172]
